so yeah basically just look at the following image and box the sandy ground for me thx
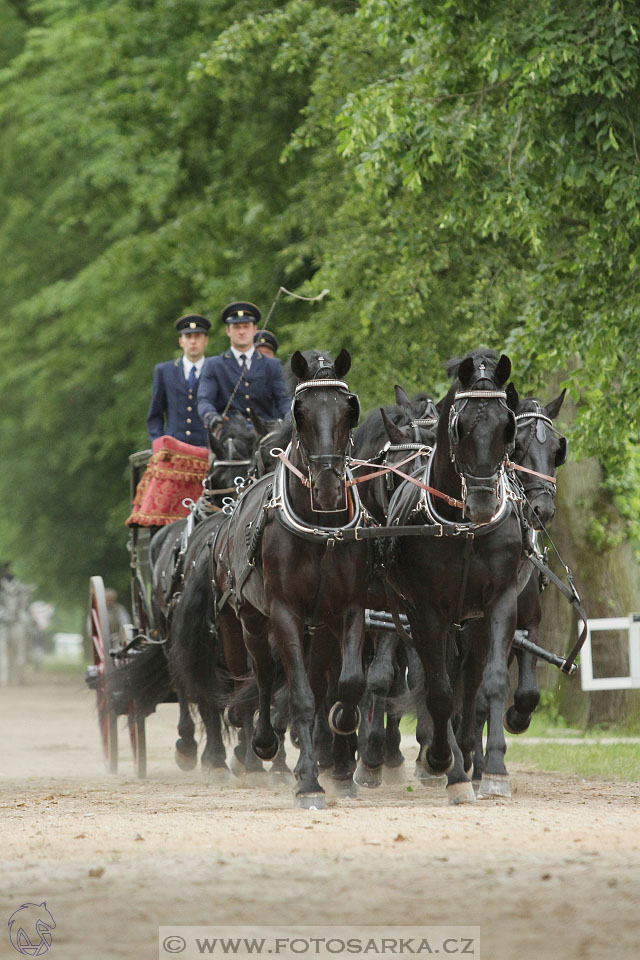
[1,676,639,960]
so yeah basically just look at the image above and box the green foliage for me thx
[0,0,639,605]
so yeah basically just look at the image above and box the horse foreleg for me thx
[174,687,198,771]
[412,611,454,778]
[478,590,517,798]
[272,601,325,807]
[505,646,540,735]
[198,698,229,780]
[330,606,365,736]
[243,617,279,764]
[354,631,396,788]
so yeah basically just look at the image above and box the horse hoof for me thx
[472,779,481,794]
[295,792,327,810]
[414,770,446,788]
[383,761,406,785]
[446,781,477,805]
[268,767,294,788]
[245,769,267,788]
[174,741,198,771]
[230,753,246,779]
[252,734,280,762]
[203,765,232,786]
[327,702,361,736]
[477,773,511,799]
[331,777,358,799]
[504,706,531,735]
[420,746,454,777]
[353,759,383,789]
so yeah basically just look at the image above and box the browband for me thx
[294,379,349,395]
[454,390,508,401]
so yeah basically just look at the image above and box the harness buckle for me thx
[434,524,443,537]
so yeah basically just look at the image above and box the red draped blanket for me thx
[126,436,209,527]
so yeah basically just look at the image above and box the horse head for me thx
[513,388,567,528]
[446,350,517,523]
[205,413,256,508]
[290,348,360,512]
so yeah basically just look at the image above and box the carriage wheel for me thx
[128,707,147,779]
[89,576,118,773]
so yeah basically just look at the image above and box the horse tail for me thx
[167,547,219,704]
[110,642,172,717]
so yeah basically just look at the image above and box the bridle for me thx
[291,367,360,512]
[447,378,516,511]
[510,403,566,502]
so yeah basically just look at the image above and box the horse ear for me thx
[506,382,519,412]
[505,413,517,451]
[394,384,411,408]
[545,387,566,420]
[290,350,309,381]
[249,409,270,437]
[458,357,475,387]
[334,348,351,379]
[495,354,511,385]
[348,394,360,429]
[207,428,225,460]
[381,408,408,445]
[555,436,567,467]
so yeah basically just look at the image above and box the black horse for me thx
[347,390,439,787]
[470,389,567,780]
[213,348,367,808]
[385,349,521,803]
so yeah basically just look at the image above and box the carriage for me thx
[86,439,210,778]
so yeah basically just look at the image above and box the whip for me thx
[215,285,330,431]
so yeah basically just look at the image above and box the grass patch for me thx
[506,741,640,782]
[38,658,86,677]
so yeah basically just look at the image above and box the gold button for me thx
[187,406,192,412]
[246,407,250,412]
[186,419,191,424]
[186,430,191,436]
[245,394,250,398]
[245,382,249,386]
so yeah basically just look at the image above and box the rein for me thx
[275,445,465,510]
[506,460,557,486]
[272,447,310,488]
[348,452,464,509]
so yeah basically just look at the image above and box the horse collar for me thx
[270,452,364,542]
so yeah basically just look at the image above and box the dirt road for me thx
[1,677,638,960]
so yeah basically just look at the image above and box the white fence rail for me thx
[580,614,640,691]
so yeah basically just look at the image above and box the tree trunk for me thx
[540,456,640,728]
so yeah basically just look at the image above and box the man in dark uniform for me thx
[254,329,279,359]
[146,314,211,447]
[198,301,291,432]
